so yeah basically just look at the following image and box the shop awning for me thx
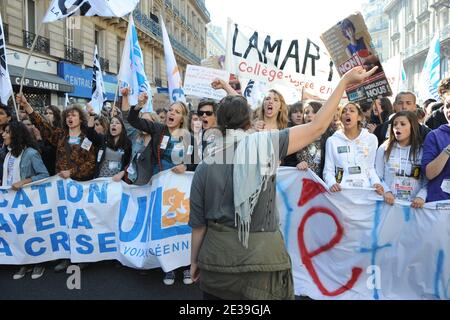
[8,65,74,93]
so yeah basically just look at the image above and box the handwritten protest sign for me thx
[225,18,338,100]
[321,12,392,102]
[183,65,230,100]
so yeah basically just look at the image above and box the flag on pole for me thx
[243,79,266,109]
[160,16,186,104]
[0,12,13,105]
[118,15,153,112]
[419,34,441,102]
[65,93,69,108]
[89,45,106,114]
[43,0,139,23]
[399,60,407,92]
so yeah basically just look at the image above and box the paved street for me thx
[0,261,202,300]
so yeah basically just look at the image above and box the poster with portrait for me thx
[321,12,392,102]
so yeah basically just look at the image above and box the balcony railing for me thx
[169,35,201,64]
[181,15,187,25]
[99,56,109,72]
[133,9,162,38]
[174,7,180,17]
[23,30,50,55]
[441,24,450,41]
[194,0,210,20]
[404,35,432,59]
[3,23,9,43]
[64,45,84,65]
[132,8,202,64]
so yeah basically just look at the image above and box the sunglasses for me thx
[197,111,214,116]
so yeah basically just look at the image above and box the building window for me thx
[24,0,36,33]
[95,27,105,55]
[117,38,123,72]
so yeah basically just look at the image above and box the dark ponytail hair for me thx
[217,95,252,135]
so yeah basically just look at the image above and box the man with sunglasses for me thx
[194,100,219,162]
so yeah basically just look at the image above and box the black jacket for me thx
[425,107,447,130]
[374,118,431,146]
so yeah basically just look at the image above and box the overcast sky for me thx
[205,0,364,42]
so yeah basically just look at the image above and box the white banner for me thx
[225,19,338,100]
[1,169,449,300]
[43,0,139,23]
[276,168,450,300]
[384,54,407,99]
[184,65,230,100]
[0,171,192,272]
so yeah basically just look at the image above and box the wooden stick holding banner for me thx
[11,92,20,122]
[18,22,45,95]
[111,80,120,118]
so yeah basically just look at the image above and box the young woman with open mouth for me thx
[254,89,289,131]
[128,92,194,286]
[86,110,132,179]
[323,102,384,195]
[16,94,97,273]
[375,111,426,208]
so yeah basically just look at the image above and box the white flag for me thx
[419,34,441,102]
[0,13,13,105]
[89,45,106,114]
[43,0,139,23]
[243,79,267,109]
[65,93,69,108]
[161,16,186,104]
[118,15,153,112]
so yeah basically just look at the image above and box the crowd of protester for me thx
[2,69,450,298]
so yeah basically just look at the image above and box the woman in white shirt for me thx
[323,102,384,194]
[375,111,427,208]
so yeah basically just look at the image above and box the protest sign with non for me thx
[225,18,338,100]
[184,65,230,100]
[321,12,392,102]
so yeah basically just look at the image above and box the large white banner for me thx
[1,169,449,300]
[225,19,339,100]
[276,168,450,300]
[0,171,192,272]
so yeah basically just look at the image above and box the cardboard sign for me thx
[183,65,230,100]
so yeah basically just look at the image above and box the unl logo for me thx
[162,188,190,227]
[119,187,191,243]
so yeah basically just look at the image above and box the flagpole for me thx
[19,22,45,95]
[112,80,120,118]
[11,93,20,122]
